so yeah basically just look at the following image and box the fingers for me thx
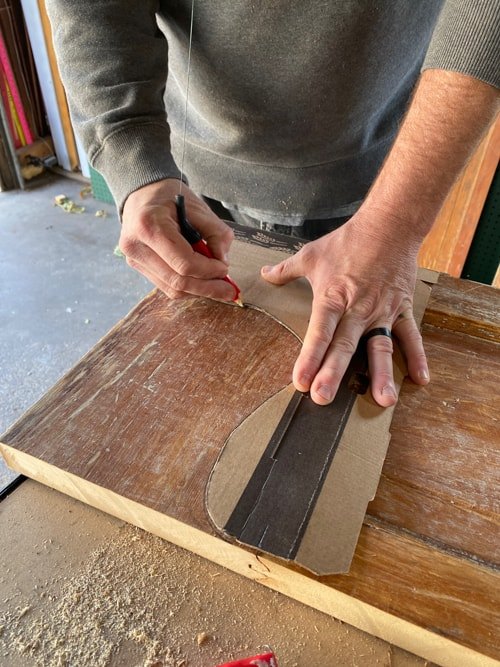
[292,295,343,395]
[197,211,234,264]
[294,313,376,406]
[365,328,397,407]
[392,311,430,385]
[366,312,430,406]
[120,179,236,300]
[126,248,236,302]
[121,225,235,301]
[121,207,229,280]
[259,222,428,408]
[127,258,185,300]
[293,302,427,408]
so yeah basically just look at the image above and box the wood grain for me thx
[207,277,432,576]
[418,117,500,276]
[368,272,500,564]
[324,520,500,657]
[2,448,496,667]
[369,324,500,564]
[424,274,500,342]
[2,293,300,531]
[2,243,500,666]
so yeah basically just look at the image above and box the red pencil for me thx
[175,194,243,306]
[215,650,278,667]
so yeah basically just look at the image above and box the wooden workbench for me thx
[1,225,499,667]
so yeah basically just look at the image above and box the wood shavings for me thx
[17,606,31,618]
[54,194,85,214]
[79,186,92,199]
[0,520,427,667]
[0,526,186,666]
[196,631,211,646]
[114,245,126,258]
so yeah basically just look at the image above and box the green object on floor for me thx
[462,166,500,285]
[90,166,114,205]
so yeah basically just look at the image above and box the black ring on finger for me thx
[363,327,392,341]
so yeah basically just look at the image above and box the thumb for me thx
[261,255,302,285]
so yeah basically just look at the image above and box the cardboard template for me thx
[207,250,433,574]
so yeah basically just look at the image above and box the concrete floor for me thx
[0,173,151,488]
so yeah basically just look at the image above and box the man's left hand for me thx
[261,213,430,407]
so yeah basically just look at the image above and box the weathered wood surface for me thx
[423,273,500,342]
[369,325,500,564]
[1,238,499,665]
[1,294,300,531]
[207,276,432,576]
[325,519,499,652]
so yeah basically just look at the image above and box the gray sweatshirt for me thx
[46,1,499,219]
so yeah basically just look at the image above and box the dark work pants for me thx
[203,196,350,242]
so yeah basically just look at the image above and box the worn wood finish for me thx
[418,117,500,276]
[208,278,432,576]
[2,293,300,531]
[1,242,499,665]
[2,449,496,667]
[325,519,500,653]
[369,324,500,564]
[424,274,500,342]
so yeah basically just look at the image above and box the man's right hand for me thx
[120,179,235,301]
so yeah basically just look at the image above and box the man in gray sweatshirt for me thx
[46,1,499,406]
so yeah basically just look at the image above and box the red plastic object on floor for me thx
[215,651,278,667]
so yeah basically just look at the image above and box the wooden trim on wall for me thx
[36,0,79,171]
[418,116,500,277]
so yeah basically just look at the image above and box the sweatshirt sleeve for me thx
[422,0,500,89]
[45,0,182,212]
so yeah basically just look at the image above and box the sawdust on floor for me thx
[0,521,432,667]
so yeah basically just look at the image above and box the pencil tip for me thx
[235,297,245,308]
